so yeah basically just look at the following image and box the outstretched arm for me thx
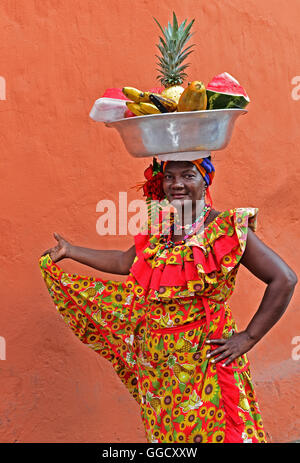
[41,232,136,275]
[68,243,136,275]
[206,229,298,365]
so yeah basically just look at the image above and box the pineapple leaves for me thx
[175,48,195,67]
[153,16,165,36]
[155,54,168,68]
[172,11,179,33]
[157,38,168,54]
[178,43,195,57]
[154,12,195,86]
[175,64,190,74]
[177,18,187,37]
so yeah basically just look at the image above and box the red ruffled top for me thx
[126,208,258,301]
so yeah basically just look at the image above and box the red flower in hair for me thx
[132,158,165,201]
[144,165,154,180]
[143,171,164,201]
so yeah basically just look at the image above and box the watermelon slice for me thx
[147,86,164,94]
[101,88,129,100]
[124,108,136,118]
[206,72,250,109]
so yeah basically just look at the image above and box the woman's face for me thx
[163,161,206,212]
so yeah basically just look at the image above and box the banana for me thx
[159,313,171,328]
[122,87,178,113]
[149,93,177,112]
[189,391,199,405]
[139,102,161,114]
[122,87,150,103]
[138,91,152,103]
[180,390,201,412]
[125,101,145,116]
[126,101,162,116]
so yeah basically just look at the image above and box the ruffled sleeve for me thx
[128,207,258,300]
[188,207,258,282]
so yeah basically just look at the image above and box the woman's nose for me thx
[171,177,184,189]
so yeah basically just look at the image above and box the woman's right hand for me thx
[41,232,72,263]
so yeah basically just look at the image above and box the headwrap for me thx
[162,157,215,187]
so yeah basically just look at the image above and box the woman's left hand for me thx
[205,331,257,366]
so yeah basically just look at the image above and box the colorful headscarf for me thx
[162,157,215,187]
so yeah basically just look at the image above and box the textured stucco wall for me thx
[0,0,299,443]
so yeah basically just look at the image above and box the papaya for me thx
[177,81,207,112]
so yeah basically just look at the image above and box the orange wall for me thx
[0,0,299,443]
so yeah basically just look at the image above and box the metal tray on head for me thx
[106,108,247,160]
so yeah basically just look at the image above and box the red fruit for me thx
[124,109,136,118]
[147,87,163,94]
[102,88,129,100]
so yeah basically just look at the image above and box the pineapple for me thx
[175,337,192,353]
[182,363,195,374]
[81,287,97,298]
[239,391,250,411]
[173,362,182,379]
[154,12,195,103]
[150,397,162,414]
[81,282,104,299]
[173,362,194,384]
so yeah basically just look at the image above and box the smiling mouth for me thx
[171,193,188,199]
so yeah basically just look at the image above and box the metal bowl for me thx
[106,108,247,159]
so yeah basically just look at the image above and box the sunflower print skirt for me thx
[39,254,267,443]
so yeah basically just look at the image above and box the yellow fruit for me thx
[173,363,182,378]
[239,392,250,411]
[45,274,54,289]
[175,338,192,353]
[161,85,185,104]
[81,287,97,298]
[178,371,191,384]
[149,93,177,112]
[126,101,145,116]
[61,275,71,286]
[177,81,207,112]
[189,397,198,405]
[92,310,102,324]
[150,397,161,413]
[139,102,161,114]
[122,87,148,103]
[159,313,171,328]
[182,364,195,373]
[190,390,199,403]
[140,91,152,102]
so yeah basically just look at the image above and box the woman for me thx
[39,157,297,443]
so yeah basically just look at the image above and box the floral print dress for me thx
[39,207,267,443]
